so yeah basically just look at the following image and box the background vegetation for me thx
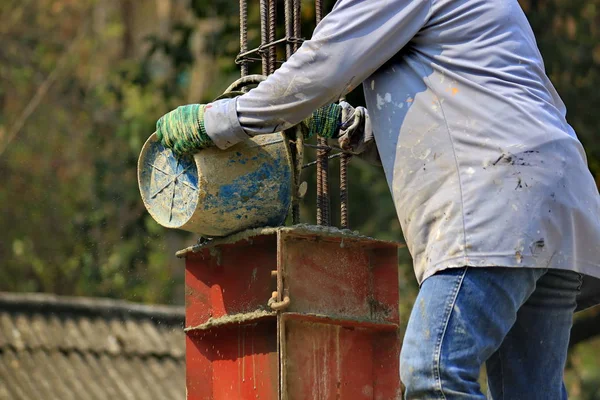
[0,0,598,397]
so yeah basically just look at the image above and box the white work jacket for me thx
[203,0,600,310]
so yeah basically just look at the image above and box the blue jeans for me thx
[400,267,582,399]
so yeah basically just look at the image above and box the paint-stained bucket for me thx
[138,131,294,237]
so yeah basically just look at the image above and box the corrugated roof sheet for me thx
[0,293,185,400]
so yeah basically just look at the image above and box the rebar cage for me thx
[236,0,352,229]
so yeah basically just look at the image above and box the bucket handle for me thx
[212,75,266,101]
[223,75,266,93]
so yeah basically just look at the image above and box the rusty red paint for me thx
[185,227,403,399]
[282,318,401,400]
[280,232,399,324]
[186,321,279,400]
[185,234,277,328]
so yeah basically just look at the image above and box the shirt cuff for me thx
[203,97,248,150]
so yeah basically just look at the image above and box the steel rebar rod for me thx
[315,0,323,22]
[293,0,301,53]
[340,153,351,228]
[339,95,350,228]
[285,0,293,59]
[315,0,330,226]
[268,0,277,75]
[259,0,269,76]
[239,0,249,77]
[285,0,301,224]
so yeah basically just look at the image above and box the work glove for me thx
[156,104,214,156]
[303,103,343,139]
[338,101,381,165]
[303,102,380,165]
[338,101,374,155]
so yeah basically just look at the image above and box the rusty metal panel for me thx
[186,333,213,399]
[186,321,279,400]
[372,331,403,399]
[280,232,399,324]
[185,232,280,400]
[184,227,403,399]
[185,234,277,328]
[370,246,401,325]
[281,317,401,400]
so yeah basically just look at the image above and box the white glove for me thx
[338,101,381,165]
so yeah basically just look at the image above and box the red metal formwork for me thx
[281,319,401,400]
[181,226,403,400]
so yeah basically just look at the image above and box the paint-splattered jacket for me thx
[203,0,600,310]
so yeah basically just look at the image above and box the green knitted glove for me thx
[156,104,214,156]
[303,103,343,139]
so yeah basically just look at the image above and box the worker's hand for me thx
[303,103,343,139]
[337,102,380,165]
[156,104,214,156]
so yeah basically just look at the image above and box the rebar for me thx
[315,0,330,226]
[239,0,249,77]
[259,0,269,76]
[285,0,293,59]
[340,153,351,228]
[315,0,323,22]
[293,0,301,53]
[339,95,350,228]
[268,0,277,75]
[237,0,348,228]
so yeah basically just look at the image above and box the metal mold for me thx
[184,227,403,399]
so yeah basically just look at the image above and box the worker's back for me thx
[361,0,600,308]
[366,0,578,168]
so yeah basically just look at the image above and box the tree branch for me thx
[0,26,85,157]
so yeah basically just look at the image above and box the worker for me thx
[155,0,600,398]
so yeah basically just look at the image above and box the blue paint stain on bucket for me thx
[138,132,293,236]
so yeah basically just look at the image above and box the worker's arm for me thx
[204,0,431,149]
[157,0,431,153]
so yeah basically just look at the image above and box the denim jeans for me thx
[400,267,582,399]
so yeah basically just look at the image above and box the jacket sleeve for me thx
[204,0,431,149]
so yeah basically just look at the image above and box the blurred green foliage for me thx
[0,0,599,396]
